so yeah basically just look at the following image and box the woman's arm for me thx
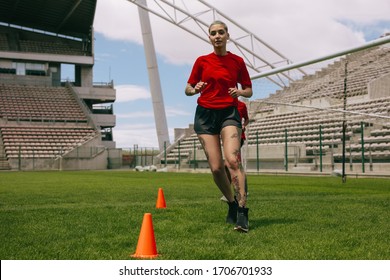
[185,83,197,96]
[239,86,253,98]
[185,81,208,96]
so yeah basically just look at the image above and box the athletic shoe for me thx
[226,199,238,224]
[220,195,228,202]
[234,207,249,233]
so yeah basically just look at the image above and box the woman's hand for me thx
[228,87,240,98]
[229,86,253,98]
[185,81,207,96]
[194,81,207,93]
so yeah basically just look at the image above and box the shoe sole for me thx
[234,226,248,233]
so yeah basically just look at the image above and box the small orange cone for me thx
[131,213,158,259]
[156,188,166,209]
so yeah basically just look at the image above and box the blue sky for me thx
[92,34,195,148]
[85,0,390,149]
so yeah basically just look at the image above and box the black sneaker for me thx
[226,199,238,224]
[234,207,249,233]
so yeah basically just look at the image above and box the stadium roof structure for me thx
[0,0,97,39]
[127,0,306,88]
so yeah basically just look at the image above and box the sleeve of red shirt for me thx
[238,58,252,89]
[187,57,202,85]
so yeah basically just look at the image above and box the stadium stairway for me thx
[0,131,10,170]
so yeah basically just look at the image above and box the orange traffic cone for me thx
[131,213,158,259]
[156,188,166,209]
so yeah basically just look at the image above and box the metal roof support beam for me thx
[127,0,304,87]
[56,0,84,34]
[251,35,390,80]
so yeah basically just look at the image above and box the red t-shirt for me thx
[187,52,252,109]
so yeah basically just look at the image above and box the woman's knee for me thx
[210,164,225,176]
[224,156,240,171]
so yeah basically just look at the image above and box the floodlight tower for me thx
[137,0,170,151]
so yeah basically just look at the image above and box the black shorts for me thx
[194,105,241,135]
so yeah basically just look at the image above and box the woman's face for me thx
[209,24,229,49]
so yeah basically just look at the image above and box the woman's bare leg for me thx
[197,134,235,202]
[221,126,247,207]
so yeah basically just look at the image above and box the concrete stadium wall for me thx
[9,157,59,171]
[8,149,109,171]
[60,149,108,170]
[107,148,123,169]
[0,73,52,86]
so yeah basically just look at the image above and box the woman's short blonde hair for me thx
[208,20,228,34]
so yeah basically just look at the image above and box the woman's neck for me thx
[214,47,227,56]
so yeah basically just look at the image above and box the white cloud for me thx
[116,111,154,119]
[114,84,150,102]
[113,123,174,148]
[94,0,390,66]
[165,106,193,117]
[94,0,142,43]
[113,123,156,148]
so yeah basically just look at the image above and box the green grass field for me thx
[0,171,389,260]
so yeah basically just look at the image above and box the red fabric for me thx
[237,100,248,140]
[187,52,252,109]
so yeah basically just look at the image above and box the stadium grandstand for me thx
[0,0,121,170]
[1,0,389,176]
[163,41,390,175]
